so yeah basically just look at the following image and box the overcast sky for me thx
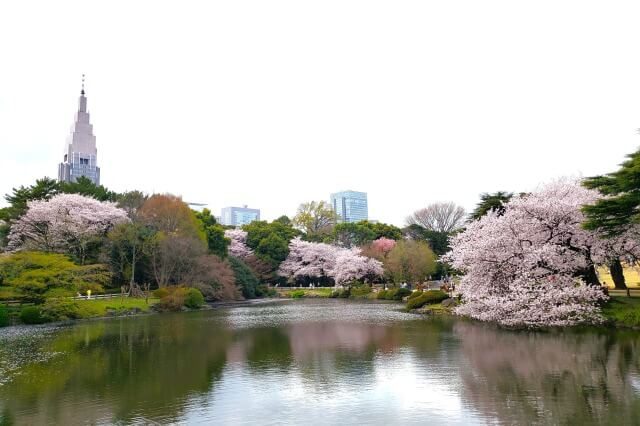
[1,1,639,226]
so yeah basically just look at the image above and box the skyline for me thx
[2,1,640,226]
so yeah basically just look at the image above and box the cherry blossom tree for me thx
[444,178,633,328]
[7,193,129,264]
[332,247,384,285]
[279,238,383,285]
[224,229,253,259]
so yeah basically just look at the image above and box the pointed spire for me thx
[81,74,85,95]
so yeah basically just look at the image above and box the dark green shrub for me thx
[393,288,412,300]
[153,288,170,299]
[406,290,449,310]
[20,306,46,324]
[0,304,9,327]
[330,290,339,298]
[184,288,205,309]
[256,285,277,298]
[228,257,260,299]
[290,290,305,299]
[40,299,82,322]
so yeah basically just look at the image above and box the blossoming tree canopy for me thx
[278,237,383,285]
[224,229,253,259]
[7,193,129,263]
[444,178,637,328]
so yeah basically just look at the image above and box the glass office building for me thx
[221,206,260,227]
[330,190,368,223]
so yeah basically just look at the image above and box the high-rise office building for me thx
[221,205,260,227]
[58,76,101,185]
[330,190,368,223]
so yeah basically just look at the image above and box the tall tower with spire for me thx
[58,75,101,185]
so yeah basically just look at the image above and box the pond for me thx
[1,299,640,425]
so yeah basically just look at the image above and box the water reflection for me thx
[454,321,640,425]
[0,300,639,425]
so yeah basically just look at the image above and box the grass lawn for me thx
[278,288,334,298]
[602,296,640,327]
[75,297,159,318]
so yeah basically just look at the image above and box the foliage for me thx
[375,287,411,300]
[59,176,119,202]
[406,202,466,233]
[155,287,204,311]
[385,240,437,284]
[0,252,111,303]
[186,255,241,301]
[184,288,205,309]
[39,299,83,322]
[20,306,45,324]
[107,222,155,286]
[582,149,640,236]
[195,209,229,257]
[139,194,205,241]
[293,200,339,238]
[0,304,9,327]
[393,287,412,300]
[469,192,513,221]
[153,288,169,299]
[256,233,289,265]
[349,283,372,297]
[242,220,298,264]
[256,284,277,298]
[228,256,260,299]
[7,194,129,264]
[443,178,631,328]
[406,290,449,310]
[402,225,451,256]
[332,221,402,247]
[376,289,389,299]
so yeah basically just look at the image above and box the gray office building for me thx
[330,190,368,223]
[221,205,260,227]
[58,77,101,185]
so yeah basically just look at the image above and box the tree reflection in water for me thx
[454,321,640,424]
[1,301,640,425]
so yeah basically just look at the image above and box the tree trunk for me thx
[578,264,601,286]
[130,246,137,287]
[609,258,627,290]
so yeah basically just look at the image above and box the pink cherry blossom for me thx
[7,193,129,263]
[443,178,636,328]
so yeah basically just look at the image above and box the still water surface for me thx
[1,299,640,425]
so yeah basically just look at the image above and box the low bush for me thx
[20,306,46,324]
[406,290,449,310]
[350,284,371,297]
[0,304,9,327]
[153,288,170,299]
[290,290,305,299]
[184,288,205,309]
[393,288,412,300]
[40,299,82,322]
[376,290,388,300]
[155,286,206,311]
